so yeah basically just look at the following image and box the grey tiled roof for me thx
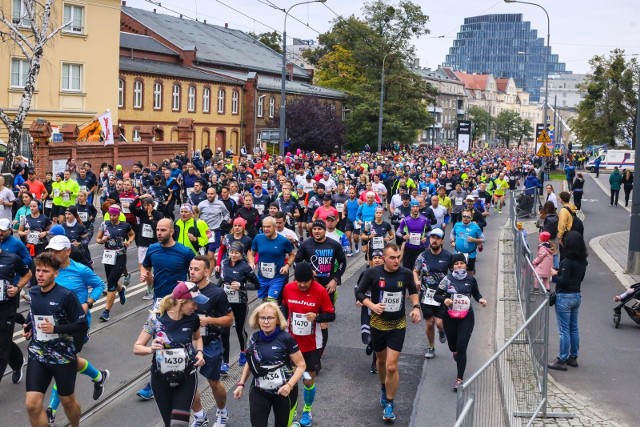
[119,57,242,85]
[196,67,346,100]
[122,6,310,79]
[120,32,178,56]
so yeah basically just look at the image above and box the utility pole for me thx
[627,80,640,274]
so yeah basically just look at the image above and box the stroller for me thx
[613,283,640,328]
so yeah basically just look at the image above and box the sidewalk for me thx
[499,220,621,427]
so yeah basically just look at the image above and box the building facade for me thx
[0,0,121,159]
[443,14,570,103]
[540,74,586,109]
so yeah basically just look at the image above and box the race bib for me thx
[364,221,372,231]
[34,315,57,342]
[62,193,70,202]
[0,280,8,301]
[256,367,286,390]
[53,189,60,197]
[409,233,421,246]
[121,206,130,214]
[372,236,384,250]
[291,312,312,336]
[260,262,276,279]
[452,294,471,312]
[142,223,154,238]
[79,211,88,222]
[455,197,463,206]
[255,204,265,215]
[80,185,88,193]
[26,232,40,245]
[224,283,240,303]
[186,187,194,196]
[102,249,117,265]
[422,288,440,306]
[45,200,53,209]
[157,348,188,374]
[336,203,344,213]
[382,291,402,312]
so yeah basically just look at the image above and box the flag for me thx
[97,110,114,146]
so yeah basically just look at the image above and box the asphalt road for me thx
[527,173,637,426]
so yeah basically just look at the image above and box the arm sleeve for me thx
[471,279,483,302]
[86,269,106,302]
[54,293,89,335]
[332,243,347,280]
[434,277,450,303]
[355,269,373,303]
[406,270,418,296]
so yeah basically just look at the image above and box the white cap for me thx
[429,228,445,238]
[46,235,71,250]
[0,218,11,231]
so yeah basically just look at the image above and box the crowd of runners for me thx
[0,144,562,426]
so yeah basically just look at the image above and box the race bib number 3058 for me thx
[382,291,402,312]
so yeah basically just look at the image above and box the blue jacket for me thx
[0,235,32,266]
[57,260,105,326]
[523,175,541,195]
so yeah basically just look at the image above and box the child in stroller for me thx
[613,283,640,327]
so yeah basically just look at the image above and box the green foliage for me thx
[570,49,639,147]
[495,110,531,148]
[469,106,492,141]
[248,31,282,53]
[306,0,435,150]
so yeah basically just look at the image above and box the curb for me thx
[587,173,632,213]
[589,233,634,290]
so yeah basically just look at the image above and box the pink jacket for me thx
[533,243,554,278]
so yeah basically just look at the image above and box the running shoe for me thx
[99,310,110,322]
[215,408,228,427]
[220,362,230,376]
[424,346,435,359]
[354,246,360,254]
[136,383,154,400]
[118,285,127,305]
[438,329,447,344]
[346,252,353,257]
[46,407,55,427]
[380,389,387,407]
[382,402,396,423]
[238,351,247,367]
[93,370,110,400]
[452,378,463,392]
[21,289,31,302]
[300,411,312,427]
[11,358,25,384]
[83,334,90,344]
[291,422,301,427]
[365,342,373,356]
[123,272,132,286]
[370,360,377,374]
[142,289,154,300]
[190,413,209,427]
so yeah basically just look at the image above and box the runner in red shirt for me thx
[281,261,335,427]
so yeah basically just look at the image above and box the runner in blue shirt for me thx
[450,209,485,274]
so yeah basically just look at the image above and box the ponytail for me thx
[156,295,177,316]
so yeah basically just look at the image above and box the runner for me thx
[129,194,164,300]
[343,188,360,256]
[397,200,431,270]
[24,253,88,427]
[434,253,487,391]
[197,187,230,267]
[413,228,453,359]
[492,172,509,213]
[216,217,253,268]
[281,261,336,427]
[355,191,380,255]
[132,281,207,427]
[360,206,394,267]
[189,256,235,427]
[95,205,134,321]
[356,244,421,423]
[450,209,485,274]
[18,199,52,257]
[174,204,211,256]
[247,217,295,302]
[294,220,346,356]
[232,302,306,427]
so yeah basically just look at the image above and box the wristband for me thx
[412,304,420,310]
[86,301,94,309]
[237,383,245,387]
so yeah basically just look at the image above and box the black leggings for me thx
[0,297,23,382]
[221,303,249,363]
[249,384,298,427]
[403,247,423,270]
[573,191,582,211]
[104,254,127,291]
[443,311,475,379]
[151,370,198,427]
[624,185,633,205]
[610,189,620,206]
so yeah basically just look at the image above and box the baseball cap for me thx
[371,249,384,258]
[0,218,11,231]
[311,220,327,230]
[429,228,445,238]
[410,200,420,207]
[172,281,209,304]
[49,224,66,236]
[46,235,71,251]
[465,195,475,201]
[326,213,337,220]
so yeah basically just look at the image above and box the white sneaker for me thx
[21,289,31,302]
[354,246,360,254]
[215,408,228,427]
[142,290,153,300]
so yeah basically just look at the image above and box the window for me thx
[231,90,239,114]
[118,79,124,107]
[63,4,84,34]
[133,129,140,141]
[10,58,29,88]
[257,95,264,118]
[217,89,225,113]
[203,87,211,113]
[133,80,143,108]
[153,82,162,110]
[269,97,275,118]
[188,86,196,112]
[172,84,181,111]
[61,63,82,92]
[12,0,30,26]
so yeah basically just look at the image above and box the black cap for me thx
[311,220,327,230]
[316,182,326,190]
[65,205,78,216]
[451,253,468,265]
[323,194,332,201]
[294,261,314,283]
[371,249,384,258]
[401,193,411,200]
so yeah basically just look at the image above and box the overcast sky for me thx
[125,0,640,74]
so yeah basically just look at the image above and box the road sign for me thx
[536,143,551,157]
[537,129,552,143]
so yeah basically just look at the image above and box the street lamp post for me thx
[378,52,392,153]
[279,0,326,158]
[505,0,550,183]
[627,73,640,274]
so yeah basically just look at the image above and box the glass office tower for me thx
[443,14,570,102]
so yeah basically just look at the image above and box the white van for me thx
[586,150,635,172]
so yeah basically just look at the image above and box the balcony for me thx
[427,105,443,113]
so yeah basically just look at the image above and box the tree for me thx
[267,97,345,154]
[0,0,70,172]
[495,110,524,148]
[248,31,282,53]
[517,119,534,148]
[570,49,639,147]
[304,1,436,149]
[469,106,492,141]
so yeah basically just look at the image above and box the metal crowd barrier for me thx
[454,189,553,427]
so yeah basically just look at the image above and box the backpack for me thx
[568,167,576,179]
[563,206,584,235]
[542,214,559,239]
